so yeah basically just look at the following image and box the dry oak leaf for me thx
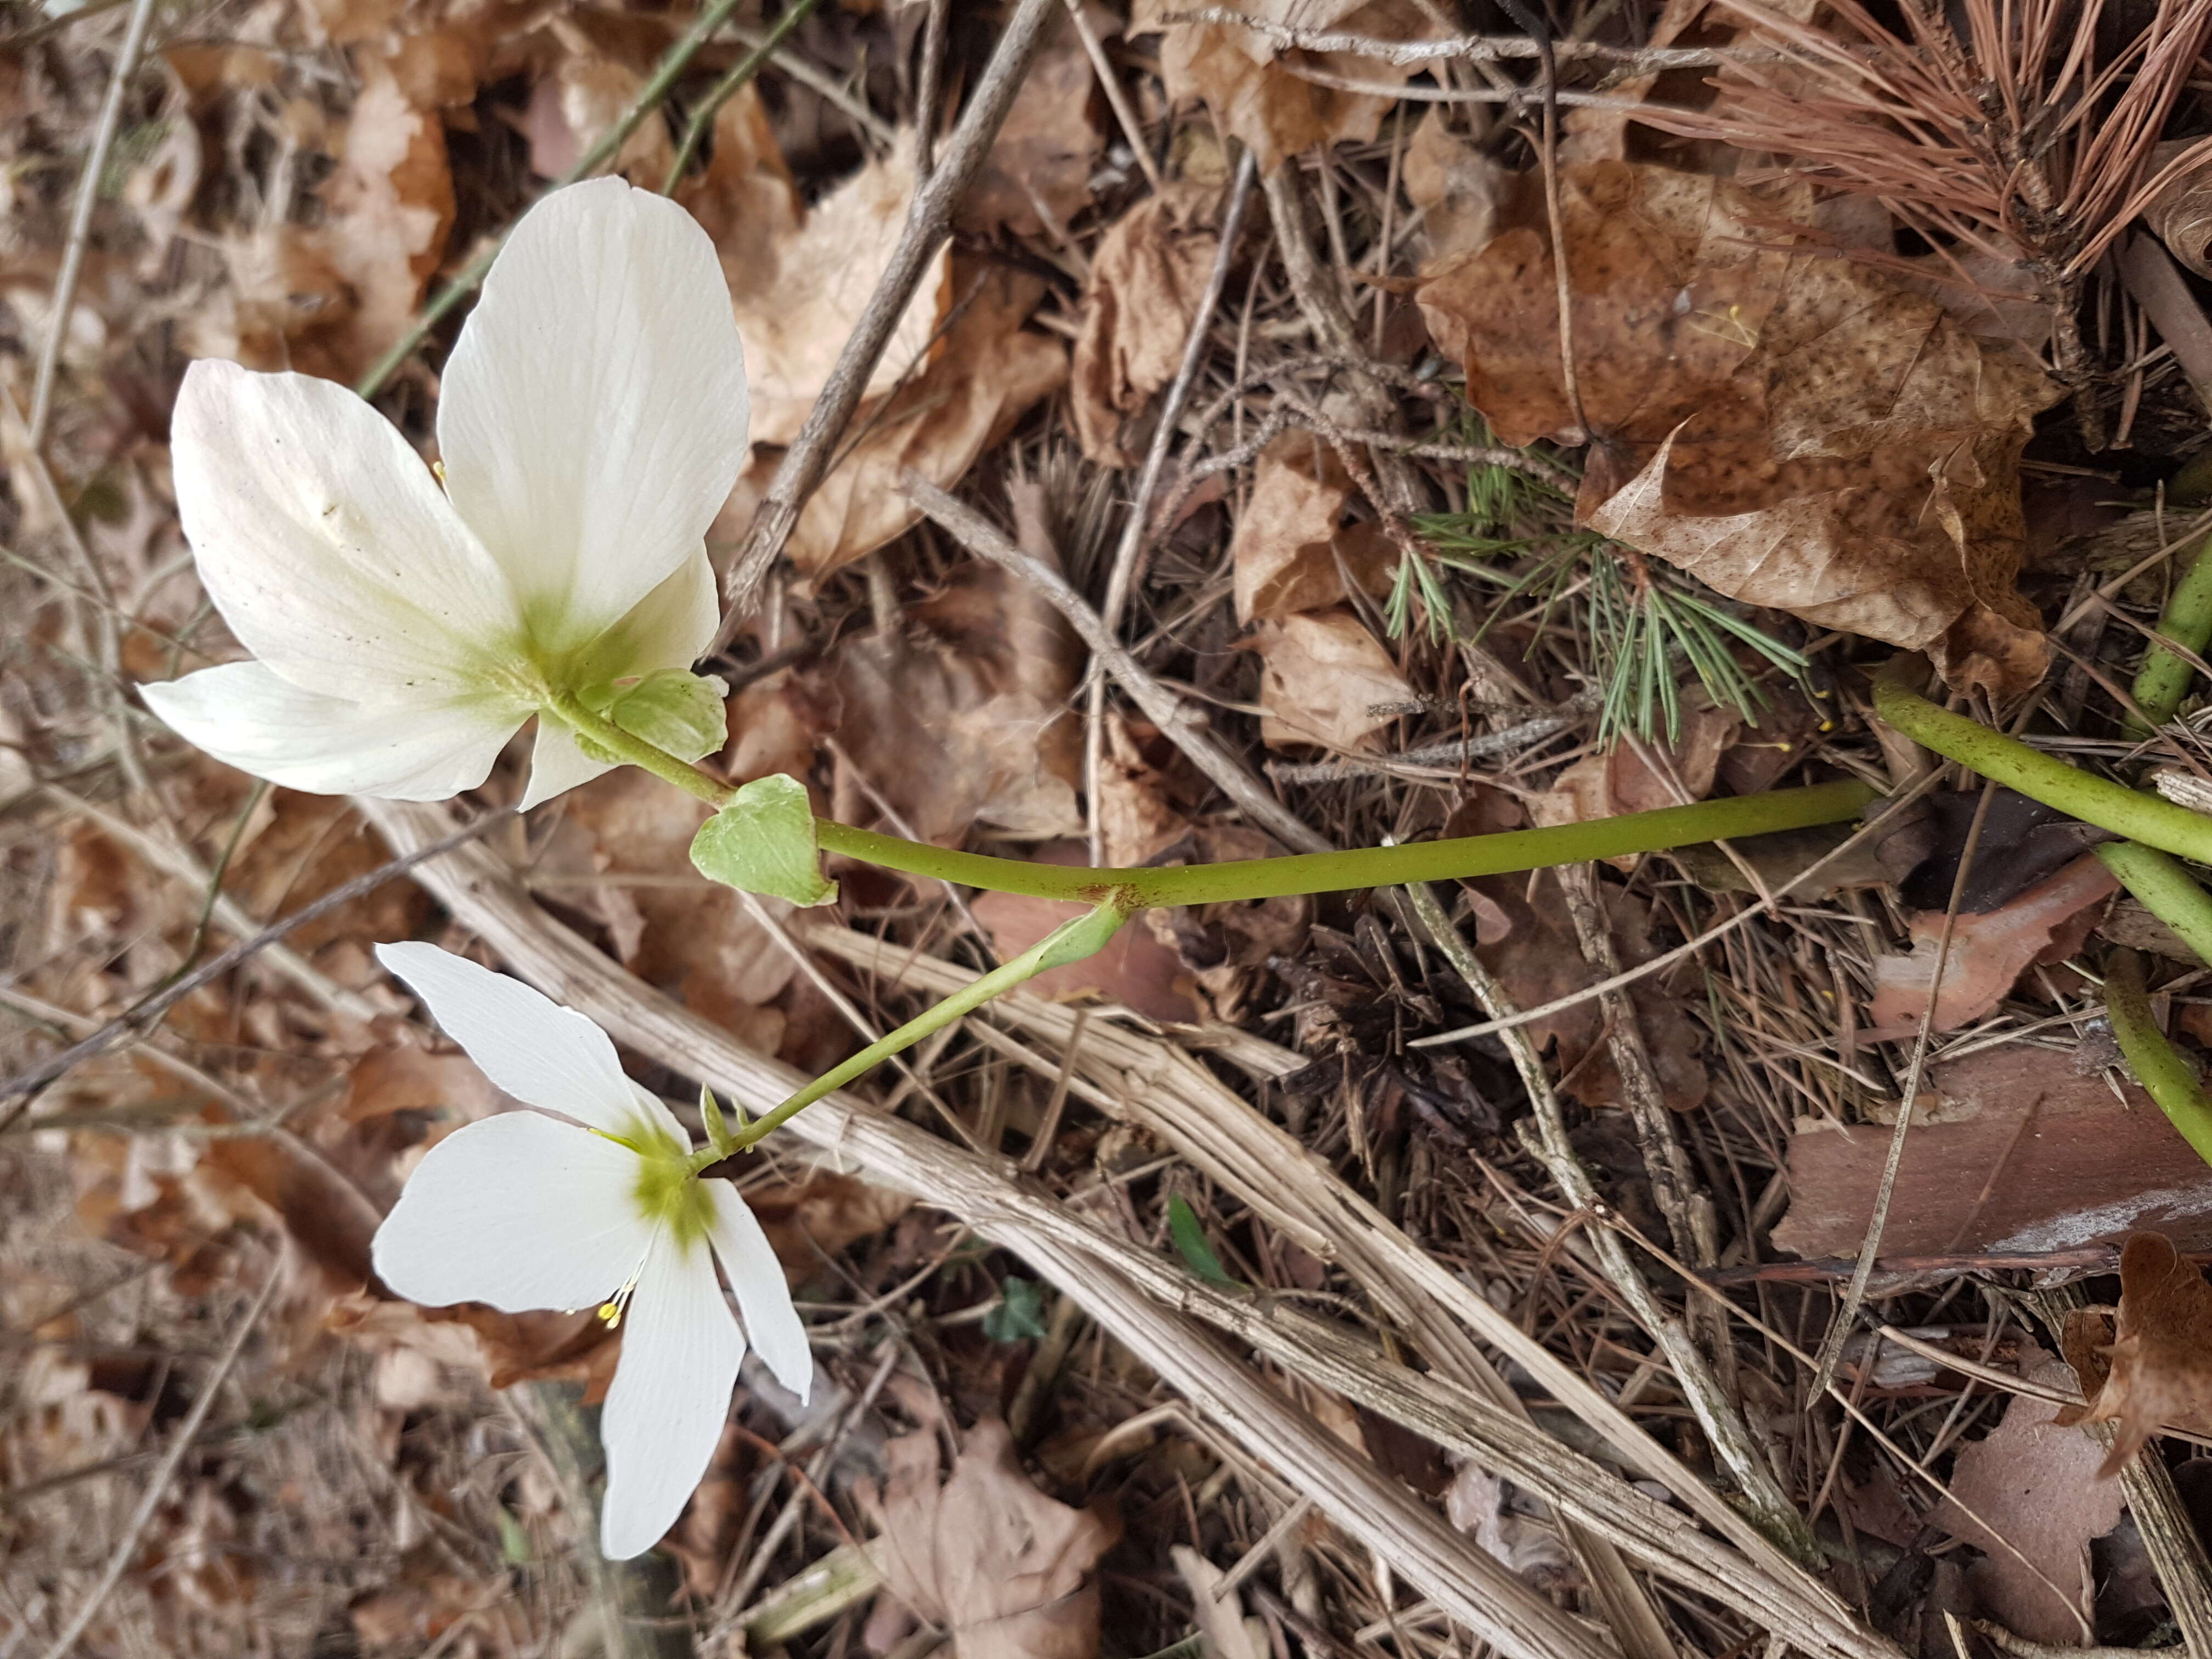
[1935,1346,2119,1647]
[2060,1232,2212,1477]
[1251,607,1414,753]
[724,261,1066,578]
[1864,853,2117,1038]
[1528,685,1740,840]
[1403,108,1514,266]
[861,1417,1120,1659]
[802,552,1085,844]
[1131,0,1437,173]
[1416,161,2062,697]
[1072,179,1224,467]
[726,131,950,448]
[1231,428,1396,622]
[957,2,1110,239]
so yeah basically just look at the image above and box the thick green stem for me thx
[2095,842,2212,967]
[2129,529,2212,732]
[1872,660,2212,862]
[726,902,1126,1149]
[2103,949,2212,1167]
[543,692,733,809]
[816,779,1875,909]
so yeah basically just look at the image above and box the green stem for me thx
[727,901,1126,1150]
[817,780,1876,909]
[543,692,733,809]
[662,0,820,192]
[2128,529,2212,732]
[2095,841,2212,967]
[2102,949,2212,1167]
[1872,659,2212,863]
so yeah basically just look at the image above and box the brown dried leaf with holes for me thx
[1416,160,2062,697]
[2058,1232,2212,1477]
[1130,0,1437,172]
[860,1418,1120,1659]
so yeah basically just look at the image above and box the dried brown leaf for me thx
[957,3,1109,239]
[1468,871,1708,1112]
[1404,109,1511,266]
[1251,607,1414,753]
[725,262,1066,578]
[1231,429,1395,622]
[1416,160,2061,696]
[1865,855,2117,1037]
[861,1418,1119,1659]
[1936,1347,2120,1646]
[1071,180,1223,467]
[805,554,1085,844]
[1528,687,1740,835]
[729,133,950,448]
[1132,0,1436,172]
[2063,1233,2212,1478]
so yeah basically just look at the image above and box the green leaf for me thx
[699,1082,736,1158]
[1166,1194,1240,1288]
[578,669,728,764]
[496,1505,533,1565]
[982,1275,1050,1343]
[690,774,839,906]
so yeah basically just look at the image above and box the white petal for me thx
[706,1181,812,1401]
[172,359,522,696]
[518,720,617,812]
[140,661,520,800]
[374,941,652,1138]
[597,1233,744,1559]
[562,545,722,690]
[437,179,749,658]
[371,1110,654,1312]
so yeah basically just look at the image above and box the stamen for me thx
[596,1268,643,1329]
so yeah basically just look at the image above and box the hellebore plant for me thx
[146,174,1909,1555]
[143,178,742,808]
[370,942,809,1560]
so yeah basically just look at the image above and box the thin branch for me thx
[1158,7,1742,67]
[27,0,159,452]
[711,0,1060,641]
[901,473,1331,855]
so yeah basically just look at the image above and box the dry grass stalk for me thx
[360,799,1638,1659]
[793,917,1895,1655]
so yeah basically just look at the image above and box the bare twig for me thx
[26,0,159,452]
[711,0,1059,641]
[1266,710,1579,781]
[1401,879,1817,1559]
[901,473,1329,854]
[1063,0,1163,191]
[37,1259,283,1659]
[1159,7,1741,67]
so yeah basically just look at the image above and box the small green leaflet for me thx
[578,669,727,763]
[982,1275,1049,1343]
[1166,1194,1240,1289]
[690,773,838,907]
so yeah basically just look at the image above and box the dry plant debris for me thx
[2061,1233,2212,1476]
[1418,161,2062,694]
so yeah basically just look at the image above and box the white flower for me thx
[368,941,809,1560]
[141,178,748,809]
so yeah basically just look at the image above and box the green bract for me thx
[578,669,729,765]
[691,774,839,906]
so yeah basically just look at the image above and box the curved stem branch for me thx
[1872,659,2212,862]
[819,780,1875,908]
[2095,842,2212,967]
[2104,949,2212,1167]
